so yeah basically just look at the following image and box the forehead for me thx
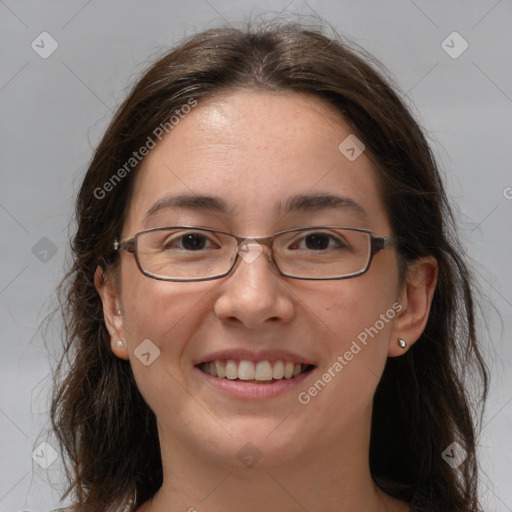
[124,90,389,234]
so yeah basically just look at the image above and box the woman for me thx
[51,22,489,512]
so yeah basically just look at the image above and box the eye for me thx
[163,231,219,251]
[289,231,347,251]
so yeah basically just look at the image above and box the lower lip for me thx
[195,366,315,400]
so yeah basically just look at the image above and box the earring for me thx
[116,340,124,347]
[398,338,407,349]
[116,310,121,315]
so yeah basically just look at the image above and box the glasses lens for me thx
[133,227,372,281]
[136,228,237,280]
[274,228,371,279]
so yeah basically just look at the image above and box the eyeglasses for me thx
[113,226,397,282]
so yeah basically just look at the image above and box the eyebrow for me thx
[283,193,367,219]
[144,192,367,220]
[145,194,228,218]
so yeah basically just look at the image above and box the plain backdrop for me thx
[1,1,511,511]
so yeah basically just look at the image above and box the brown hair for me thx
[51,22,489,511]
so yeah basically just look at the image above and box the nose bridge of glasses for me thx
[235,235,274,266]
[234,233,274,248]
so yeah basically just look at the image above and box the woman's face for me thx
[107,91,407,469]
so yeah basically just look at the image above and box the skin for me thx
[96,90,437,512]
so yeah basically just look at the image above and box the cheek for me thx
[322,292,395,368]
[302,277,399,411]
[317,266,399,346]
[120,273,215,420]
[120,257,207,339]
[119,260,217,383]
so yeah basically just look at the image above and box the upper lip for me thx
[194,349,316,366]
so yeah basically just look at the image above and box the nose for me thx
[213,242,295,328]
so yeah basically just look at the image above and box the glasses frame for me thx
[113,225,398,282]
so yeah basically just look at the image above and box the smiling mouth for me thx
[197,359,315,382]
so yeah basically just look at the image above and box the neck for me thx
[137,408,408,512]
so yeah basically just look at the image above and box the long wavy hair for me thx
[51,22,489,512]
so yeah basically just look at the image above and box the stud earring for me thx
[116,340,124,347]
[398,338,407,349]
[116,310,121,315]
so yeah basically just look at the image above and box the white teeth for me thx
[215,360,225,378]
[254,361,273,380]
[226,360,238,380]
[201,359,311,381]
[272,360,284,379]
[284,361,294,379]
[238,360,255,380]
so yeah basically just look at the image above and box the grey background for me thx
[1,1,511,510]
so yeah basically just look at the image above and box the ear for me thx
[94,265,129,360]
[388,256,438,357]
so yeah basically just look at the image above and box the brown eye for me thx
[289,231,347,251]
[304,233,331,250]
[162,232,216,251]
[179,233,208,251]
